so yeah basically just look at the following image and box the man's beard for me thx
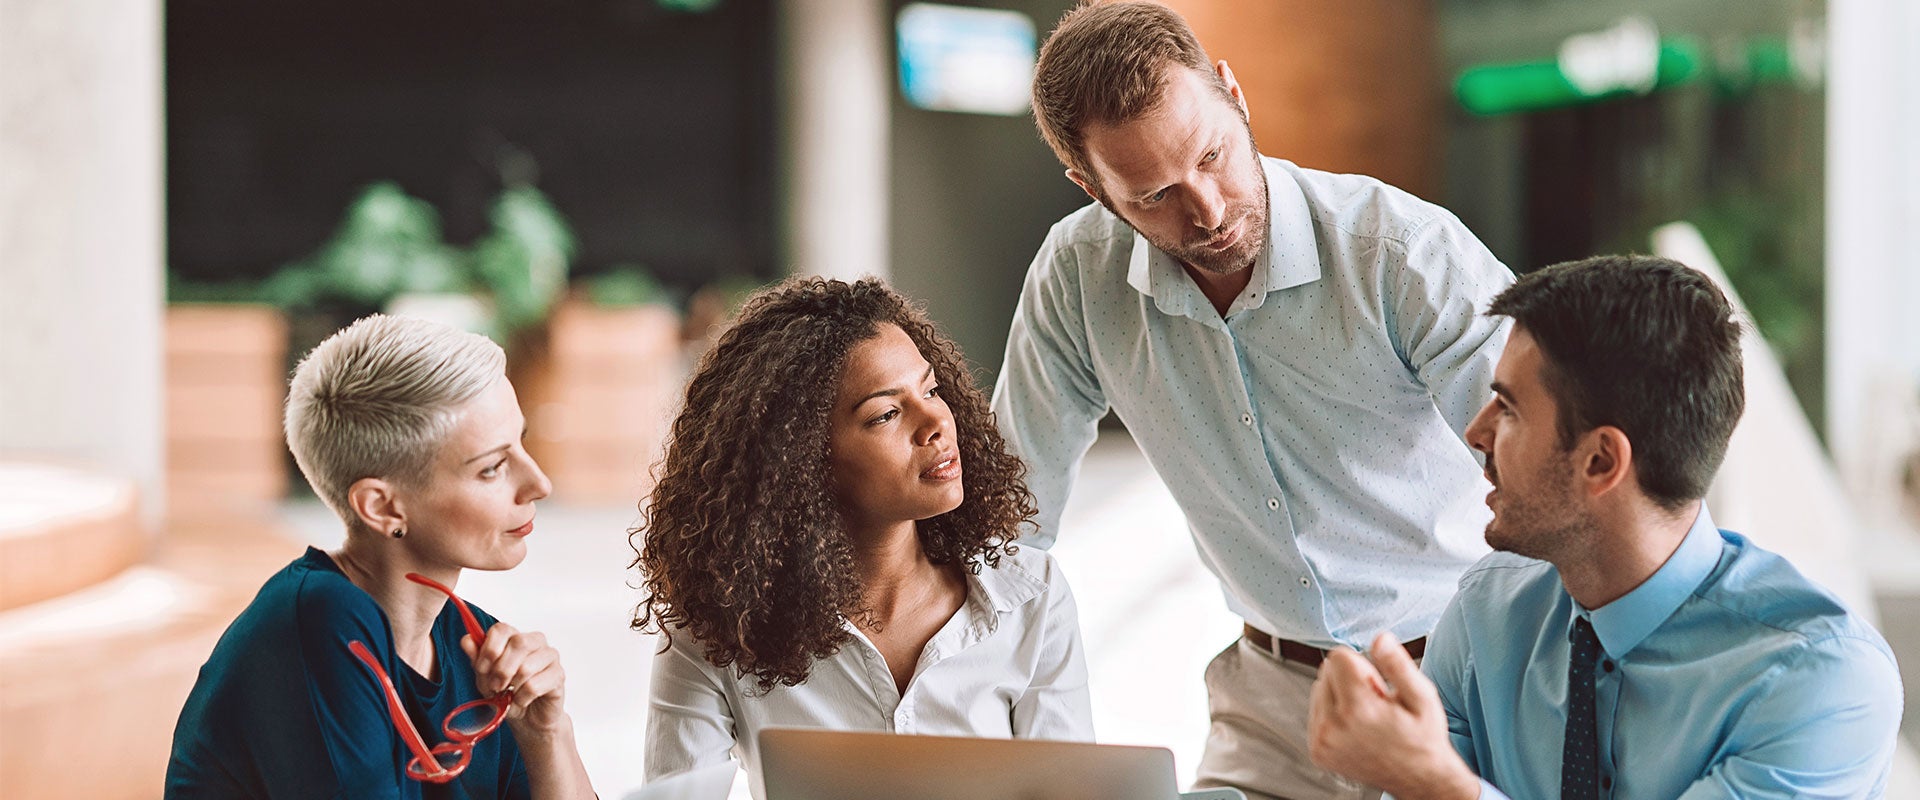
[1103,137,1269,277]
[1482,454,1592,562]
[1150,191,1267,276]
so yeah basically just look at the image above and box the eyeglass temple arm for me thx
[404,572,488,646]
[348,640,450,776]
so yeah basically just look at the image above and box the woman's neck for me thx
[850,520,945,618]
[330,535,456,676]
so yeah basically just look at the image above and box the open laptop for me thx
[757,728,1244,800]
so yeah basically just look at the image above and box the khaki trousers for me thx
[1190,637,1382,800]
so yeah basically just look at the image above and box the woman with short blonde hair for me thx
[167,314,593,800]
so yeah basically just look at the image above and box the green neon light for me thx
[1455,39,1705,116]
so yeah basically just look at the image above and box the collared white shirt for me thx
[643,546,1092,798]
[993,157,1512,649]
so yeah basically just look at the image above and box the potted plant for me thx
[264,180,551,342]
[164,275,292,505]
[513,265,684,505]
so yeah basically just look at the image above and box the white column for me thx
[1826,0,1920,594]
[0,0,166,522]
[778,0,892,281]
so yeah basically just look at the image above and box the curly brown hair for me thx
[630,277,1035,691]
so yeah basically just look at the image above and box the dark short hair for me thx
[1031,1,1235,188]
[1488,255,1745,510]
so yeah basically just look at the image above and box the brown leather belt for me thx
[1242,623,1426,669]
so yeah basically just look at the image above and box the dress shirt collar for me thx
[1579,504,1724,658]
[944,553,1042,653]
[1124,156,1323,318]
[968,552,1047,620]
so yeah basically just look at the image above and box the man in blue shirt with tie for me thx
[1306,255,1903,798]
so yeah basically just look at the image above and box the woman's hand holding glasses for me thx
[347,573,573,783]
[460,619,571,737]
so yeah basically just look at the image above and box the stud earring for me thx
[391,528,405,539]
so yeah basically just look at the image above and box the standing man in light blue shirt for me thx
[995,4,1514,799]
[1307,255,1903,799]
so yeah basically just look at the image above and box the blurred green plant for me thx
[263,182,466,310]
[701,275,769,315]
[257,179,575,342]
[584,264,672,308]
[1687,187,1820,361]
[474,186,575,333]
[656,0,722,12]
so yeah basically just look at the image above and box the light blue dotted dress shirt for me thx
[993,157,1513,649]
[1425,506,1904,799]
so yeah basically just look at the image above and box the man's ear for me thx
[1580,426,1633,499]
[348,477,406,537]
[1066,168,1100,202]
[1217,59,1251,121]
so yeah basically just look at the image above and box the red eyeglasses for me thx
[348,572,515,783]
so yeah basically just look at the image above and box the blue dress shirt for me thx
[1424,506,1904,799]
[993,157,1513,648]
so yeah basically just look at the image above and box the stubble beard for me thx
[1162,191,1267,277]
[1483,455,1592,563]
[1102,137,1270,277]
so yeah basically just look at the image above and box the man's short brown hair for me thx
[1031,1,1235,191]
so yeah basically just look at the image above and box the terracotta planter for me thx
[165,304,290,506]
[513,301,684,505]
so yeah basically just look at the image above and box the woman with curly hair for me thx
[633,277,1092,790]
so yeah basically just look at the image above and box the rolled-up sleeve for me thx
[643,634,738,783]
[1386,212,1513,450]
[993,234,1109,548]
[1010,556,1094,741]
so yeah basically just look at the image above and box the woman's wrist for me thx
[507,709,577,744]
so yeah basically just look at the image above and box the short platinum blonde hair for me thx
[284,314,506,529]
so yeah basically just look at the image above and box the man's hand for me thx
[1308,632,1481,800]
[462,622,572,737]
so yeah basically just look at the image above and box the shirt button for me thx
[1298,576,1310,587]
[1241,413,1254,426]
[1601,775,1612,790]
[1602,660,1615,672]
[1266,497,1280,510]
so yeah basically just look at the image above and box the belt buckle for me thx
[1243,624,1286,660]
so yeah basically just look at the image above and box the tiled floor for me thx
[282,429,1240,798]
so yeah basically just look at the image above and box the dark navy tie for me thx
[1563,616,1603,800]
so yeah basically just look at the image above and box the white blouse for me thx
[642,546,1094,797]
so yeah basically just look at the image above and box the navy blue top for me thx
[166,548,531,799]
